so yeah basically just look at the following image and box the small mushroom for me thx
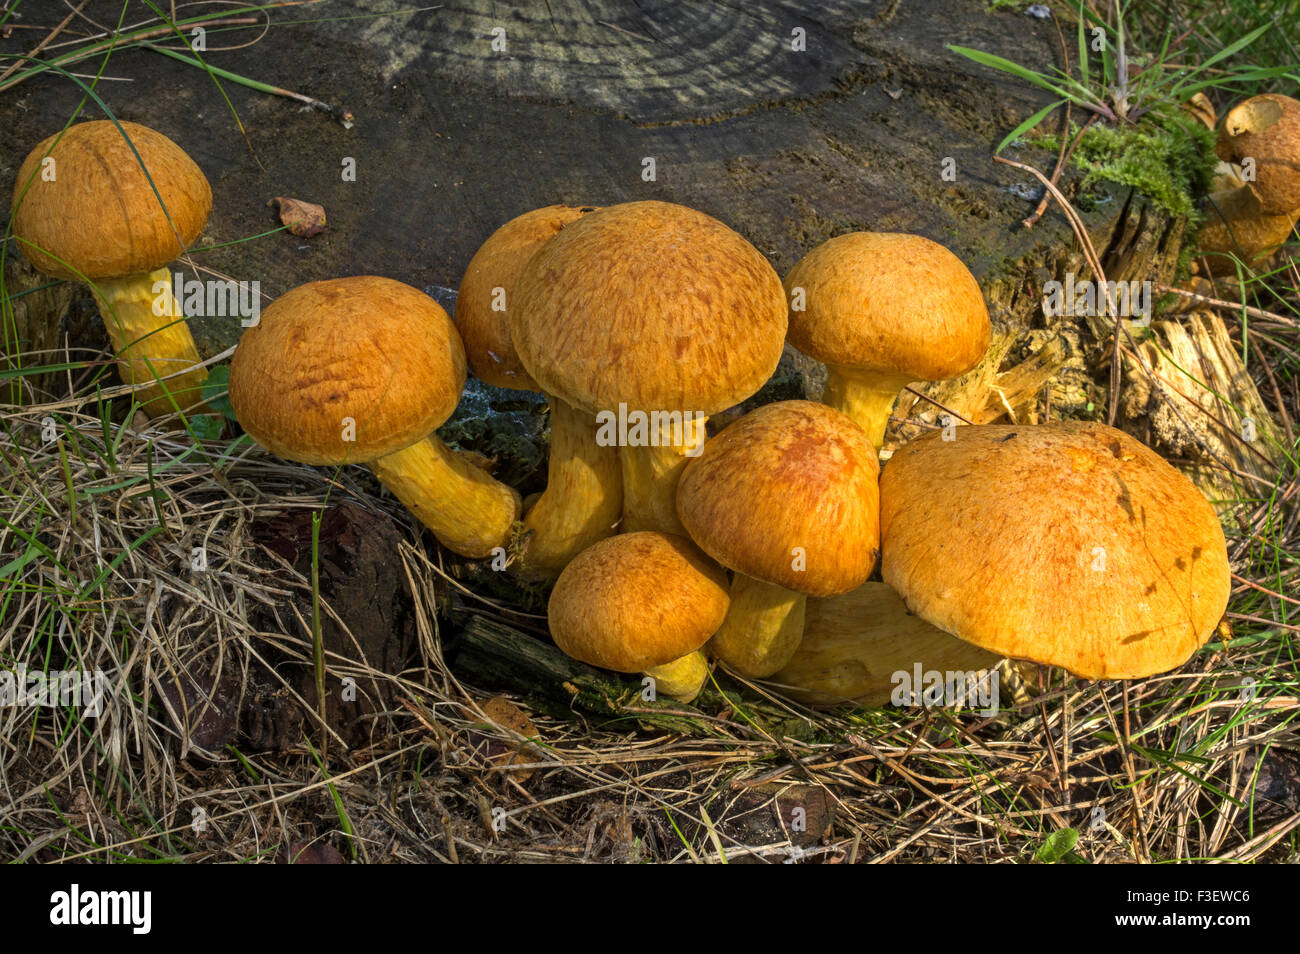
[10,120,213,416]
[511,201,787,535]
[783,232,991,448]
[1198,93,1300,274]
[676,401,880,678]
[879,422,1230,679]
[228,276,521,559]
[547,531,729,702]
[456,205,621,578]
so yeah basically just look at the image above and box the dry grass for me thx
[0,337,1296,862]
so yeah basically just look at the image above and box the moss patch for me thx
[1068,109,1218,220]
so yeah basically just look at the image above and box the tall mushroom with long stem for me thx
[456,205,621,578]
[783,232,990,449]
[229,276,521,559]
[10,120,213,417]
[510,201,787,535]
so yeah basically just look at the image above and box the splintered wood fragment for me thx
[1120,310,1284,507]
[891,331,1069,443]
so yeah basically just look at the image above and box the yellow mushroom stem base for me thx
[619,412,707,535]
[514,395,623,579]
[772,582,1001,709]
[370,435,522,559]
[644,650,709,703]
[91,267,209,418]
[707,574,806,679]
[822,365,911,450]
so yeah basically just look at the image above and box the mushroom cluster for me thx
[14,118,1232,710]
[219,199,1228,704]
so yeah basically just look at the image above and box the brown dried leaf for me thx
[472,695,543,782]
[269,196,327,237]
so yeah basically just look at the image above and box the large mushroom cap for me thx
[229,276,465,466]
[510,200,787,415]
[548,531,730,672]
[11,120,211,280]
[456,204,597,391]
[880,422,1231,680]
[677,401,880,597]
[1216,93,1300,215]
[783,232,990,382]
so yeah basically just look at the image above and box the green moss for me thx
[1068,109,1218,220]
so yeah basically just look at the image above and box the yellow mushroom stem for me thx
[821,365,910,449]
[515,395,623,579]
[707,574,806,679]
[91,267,209,417]
[618,411,707,535]
[644,649,709,703]
[369,435,521,559]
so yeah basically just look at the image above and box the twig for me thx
[1154,283,1300,328]
[0,0,89,84]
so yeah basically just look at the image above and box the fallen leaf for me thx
[269,196,327,237]
[467,696,543,782]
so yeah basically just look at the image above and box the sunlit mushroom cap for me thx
[783,231,990,381]
[676,401,880,597]
[548,532,730,672]
[229,276,465,466]
[510,200,787,416]
[879,422,1231,680]
[456,204,596,390]
[11,120,211,280]
[1216,94,1300,215]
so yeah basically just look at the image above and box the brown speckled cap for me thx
[1216,94,1300,214]
[676,401,880,597]
[783,231,990,382]
[229,276,465,466]
[548,531,730,672]
[11,120,211,280]
[456,204,597,390]
[510,200,787,415]
[879,422,1231,679]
